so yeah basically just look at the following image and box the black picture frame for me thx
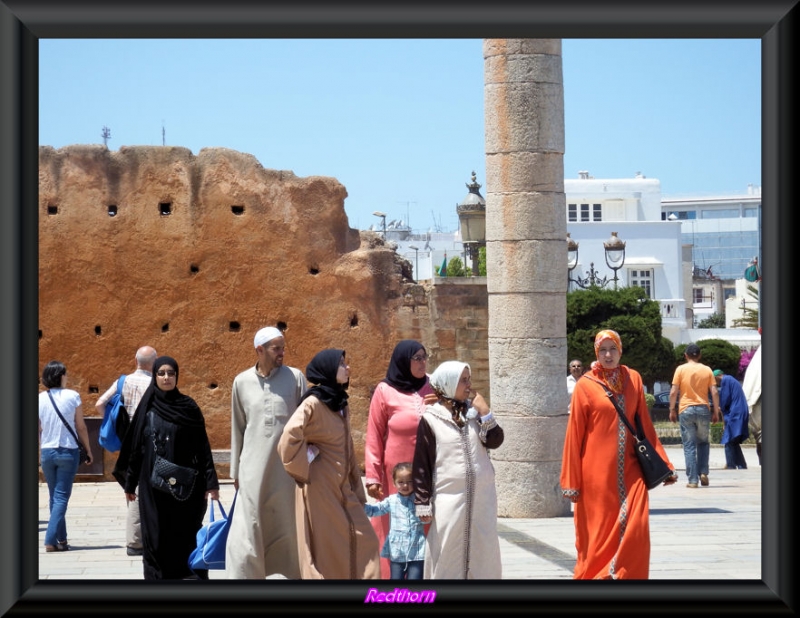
[2,1,793,614]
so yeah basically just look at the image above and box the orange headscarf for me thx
[590,329,624,395]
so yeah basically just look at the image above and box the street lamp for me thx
[567,231,626,289]
[373,211,387,238]
[456,171,486,276]
[408,245,419,280]
[603,231,626,289]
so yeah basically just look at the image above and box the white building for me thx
[369,171,760,349]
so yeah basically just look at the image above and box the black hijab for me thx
[138,356,205,428]
[382,339,428,393]
[299,348,349,412]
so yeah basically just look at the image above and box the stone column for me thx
[484,39,571,517]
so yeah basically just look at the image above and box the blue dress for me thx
[718,375,750,444]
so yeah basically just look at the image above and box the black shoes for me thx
[126,547,144,556]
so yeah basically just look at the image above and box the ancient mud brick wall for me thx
[38,144,489,480]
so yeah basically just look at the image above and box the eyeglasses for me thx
[411,354,428,362]
[570,365,582,369]
[156,370,176,377]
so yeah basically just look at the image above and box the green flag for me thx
[440,253,447,277]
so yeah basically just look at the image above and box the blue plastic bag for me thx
[188,491,236,571]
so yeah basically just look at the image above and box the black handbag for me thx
[148,411,198,501]
[150,455,198,501]
[47,391,90,464]
[591,379,675,490]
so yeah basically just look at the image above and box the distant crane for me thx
[101,126,111,147]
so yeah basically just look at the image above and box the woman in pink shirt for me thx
[364,340,434,578]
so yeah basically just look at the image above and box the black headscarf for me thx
[113,356,204,488]
[137,356,206,428]
[382,339,428,393]
[299,348,349,412]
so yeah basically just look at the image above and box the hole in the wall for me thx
[208,383,218,389]
[38,330,42,339]
[161,323,170,333]
[108,205,118,216]
[94,325,102,336]
[229,321,241,332]
[190,264,199,274]
[159,202,172,216]
[88,385,99,394]
[231,205,244,215]
[309,266,319,275]
[276,321,287,333]
[47,205,58,215]
[349,312,359,328]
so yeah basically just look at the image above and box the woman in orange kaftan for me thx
[560,330,678,579]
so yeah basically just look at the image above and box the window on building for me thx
[701,208,739,219]
[629,269,653,298]
[693,288,705,304]
[567,203,603,222]
[662,210,696,220]
[568,203,577,222]
[743,207,759,218]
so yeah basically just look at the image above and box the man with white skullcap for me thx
[226,326,307,579]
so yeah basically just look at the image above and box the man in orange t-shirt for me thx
[669,343,720,488]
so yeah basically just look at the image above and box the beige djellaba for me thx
[278,395,381,580]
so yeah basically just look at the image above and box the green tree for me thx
[731,284,759,329]
[673,339,741,376]
[478,245,487,276]
[697,312,726,329]
[566,286,676,391]
[445,255,467,277]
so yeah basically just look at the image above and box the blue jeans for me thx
[40,447,80,547]
[390,560,424,580]
[679,405,711,484]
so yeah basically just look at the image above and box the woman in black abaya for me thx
[114,356,219,580]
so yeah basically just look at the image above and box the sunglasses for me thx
[156,370,176,377]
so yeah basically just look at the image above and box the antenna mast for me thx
[101,126,111,147]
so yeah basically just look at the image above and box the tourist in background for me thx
[364,339,434,578]
[113,356,219,579]
[95,344,157,557]
[413,360,504,579]
[39,360,93,553]
[561,330,677,579]
[278,348,380,579]
[669,343,720,488]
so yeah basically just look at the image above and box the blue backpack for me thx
[99,374,127,453]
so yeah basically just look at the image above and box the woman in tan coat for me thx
[278,348,380,579]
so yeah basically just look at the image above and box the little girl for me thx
[364,462,426,580]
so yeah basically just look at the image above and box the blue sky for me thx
[39,38,760,234]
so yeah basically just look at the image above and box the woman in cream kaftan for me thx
[560,330,677,579]
[278,349,380,579]
[364,339,434,578]
[412,361,504,579]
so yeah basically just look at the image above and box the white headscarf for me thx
[430,360,470,400]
